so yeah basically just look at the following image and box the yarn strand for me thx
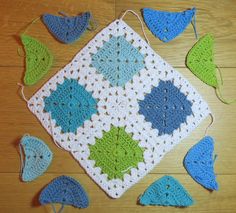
[49,116,64,150]
[120,10,150,45]
[22,17,41,35]
[18,143,25,179]
[51,203,65,213]
[204,113,214,136]
[17,83,29,102]
[87,13,98,31]
[215,87,236,104]
[215,67,236,104]
[191,12,198,39]
[58,11,69,17]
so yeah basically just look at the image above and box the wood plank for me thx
[0,67,235,174]
[0,173,235,213]
[115,0,236,67]
[1,1,236,212]
[0,0,115,67]
[1,0,236,67]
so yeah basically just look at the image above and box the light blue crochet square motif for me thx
[138,80,193,135]
[44,78,97,133]
[91,35,145,86]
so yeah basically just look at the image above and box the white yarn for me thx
[27,19,211,198]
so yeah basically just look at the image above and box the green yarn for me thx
[21,34,53,86]
[186,34,218,88]
[186,34,236,104]
[89,126,144,180]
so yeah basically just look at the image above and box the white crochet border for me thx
[27,19,211,198]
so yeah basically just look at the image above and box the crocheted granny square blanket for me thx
[27,19,210,198]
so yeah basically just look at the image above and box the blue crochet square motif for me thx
[91,35,145,87]
[44,78,97,133]
[138,80,192,135]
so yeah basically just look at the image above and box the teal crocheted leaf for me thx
[139,176,194,207]
[20,135,53,182]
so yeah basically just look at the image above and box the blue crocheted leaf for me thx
[139,176,194,207]
[142,8,196,42]
[42,12,91,43]
[184,136,218,191]
[20,135,53,182]
[39,176,89,208]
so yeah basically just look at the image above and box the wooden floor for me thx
[0,0,236,212]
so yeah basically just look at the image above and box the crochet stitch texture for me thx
[89,126,144,180]
[20,135,53,182]
[91,35,145,86]
[44,78,97,133]
[143,8,196,42]
[186,34,218,88]
[139,175,194,207]
[27,19,210,198]
[39,175,89,208]
[139,80,192,135]
[42,12,91,44]
[184,136,218,190]
[21,35,53,86]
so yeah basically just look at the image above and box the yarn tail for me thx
[18,144,25,180]
[51,203,64,213]
[215,67,236,104]
[204,113,214,136]
[191,8,198,39]
[88,13,98,31]
[215,87,236,105]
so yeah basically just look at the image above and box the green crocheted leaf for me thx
[89,126,144,180]
[21,35,53,86]
[186,34,218,88]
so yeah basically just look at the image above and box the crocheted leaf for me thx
[42,12,91,44]
[143,8,196,42]
[139,176,194,207]
[184,136,218,190]
[20,135,53,182]
[186,34,218,88]
[39,176,89,208]
[21,35,53,86]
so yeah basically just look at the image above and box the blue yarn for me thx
[138,80,192,135]
[91,35,145,86]
[42,12,91,44]
[142,8,197,42]
[39,176,89,209]
[139,175,194,207]
[44,78,97,133]
[19,135,53,182]
[184,136,219,191]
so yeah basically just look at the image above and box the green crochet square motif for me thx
[89,126,144,180]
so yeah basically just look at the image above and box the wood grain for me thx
[0,0,236,212]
